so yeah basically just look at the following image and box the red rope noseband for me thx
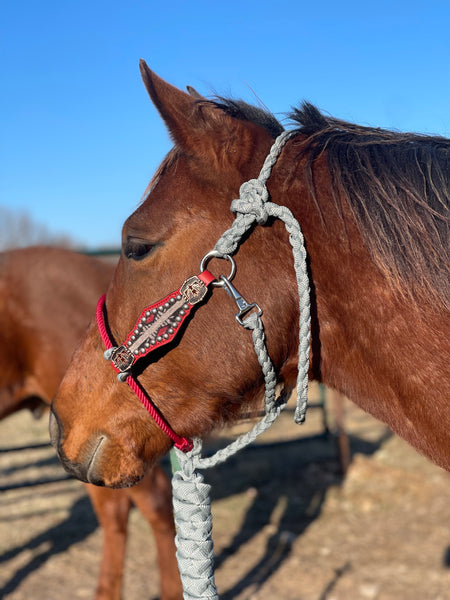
[95,270,215,453]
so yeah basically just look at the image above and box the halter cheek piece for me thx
[96,253,257,452]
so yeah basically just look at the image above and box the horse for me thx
[0,246,182,600]
[50,60,449,494]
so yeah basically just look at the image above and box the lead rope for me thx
[171,129,311,599]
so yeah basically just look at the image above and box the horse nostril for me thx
[86,436,107,486]
[48,411,107,486]
[49,408,61,448]
[48,408,108,485]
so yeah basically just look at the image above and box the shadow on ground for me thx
[1,413,391,599]
[0,495,97,597]
[203,427,391,599]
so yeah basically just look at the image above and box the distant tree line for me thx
[0,207,75,251]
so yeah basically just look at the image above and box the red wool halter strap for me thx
[96,269,216,452]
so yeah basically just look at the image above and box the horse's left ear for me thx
[139,60,198,148]
[139,60,261,164]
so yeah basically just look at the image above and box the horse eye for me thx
[124,240,155,261]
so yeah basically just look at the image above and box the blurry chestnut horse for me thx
[0,247,181,600]
[51,61,449,491]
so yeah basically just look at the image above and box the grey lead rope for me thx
[171,130,311,600]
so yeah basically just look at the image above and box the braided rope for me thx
[171,130,311,599]
[215,130,310,423]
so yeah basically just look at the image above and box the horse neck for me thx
[272,143,448,417]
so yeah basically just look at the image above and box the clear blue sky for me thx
[1,1,449,249]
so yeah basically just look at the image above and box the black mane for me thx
[290,102,449,306]
[209,96,449,305]
[212,97,284,138]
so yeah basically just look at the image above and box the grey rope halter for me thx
[171,129,311,599]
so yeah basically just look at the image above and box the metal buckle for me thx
[219,275,262,326]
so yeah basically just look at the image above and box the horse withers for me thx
[0,246,181,600]
[50,61,449,491]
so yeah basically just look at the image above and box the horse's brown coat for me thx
[0,247,181,600]
[51,63,449,490]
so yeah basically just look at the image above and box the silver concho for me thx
[111,345,134,372]
[180,276,207,305]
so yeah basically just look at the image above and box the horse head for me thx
[50,62,300,487]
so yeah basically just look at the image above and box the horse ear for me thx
[139,60,253,161]
[139,60,197,147]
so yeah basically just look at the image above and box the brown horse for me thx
[51,61,449,492]
[0,246,182,599]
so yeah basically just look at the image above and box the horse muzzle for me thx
[49,408,110,486]
[49,407,149,488]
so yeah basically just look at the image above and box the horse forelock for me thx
[289,102,450,308]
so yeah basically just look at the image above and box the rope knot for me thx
[231,178,270,224]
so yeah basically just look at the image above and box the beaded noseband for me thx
[96,253,258,452]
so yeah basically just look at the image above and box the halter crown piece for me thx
[97,129,311,599]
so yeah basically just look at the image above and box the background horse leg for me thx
[330,389,351,474]
[86,485,131,600]
[127,465,183,600]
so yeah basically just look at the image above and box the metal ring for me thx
[200,251,236,286]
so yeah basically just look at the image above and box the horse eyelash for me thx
[124,241,156,261]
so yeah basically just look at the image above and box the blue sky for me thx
[1,1,449,249]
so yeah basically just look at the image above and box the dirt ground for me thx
[1,384,449,600]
